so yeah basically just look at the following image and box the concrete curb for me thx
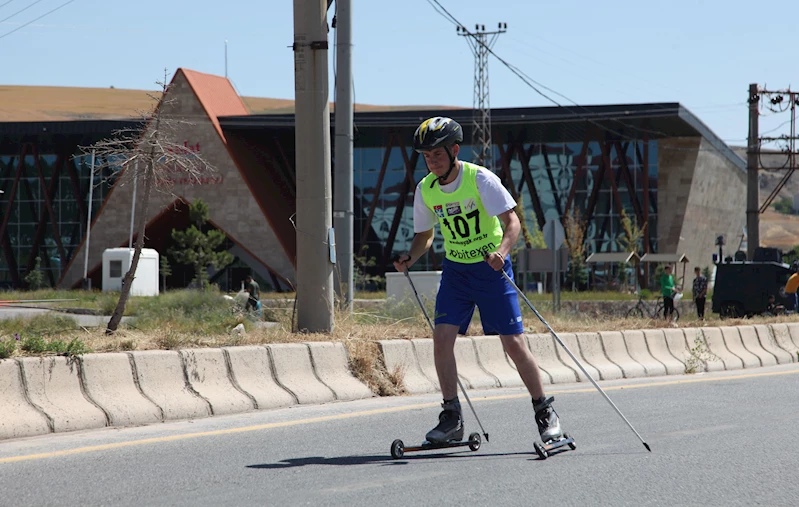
[622,330,667,377]
[4,322,799,444]
[737,326,778,367]
[306,342,374,401]
[642,329,686,375]
[470,336,524,388]
[377,339,436,394]
[79,353,163,427]
[224,346,297,409]
[267,343,336,404]
[575,332,624,380]
[552,333,600,382]
[525,333,574,384]
[180,349,255,415]
[452,337,500,389]
[719,327,760,368]
[17,356,107,433]
[598,331,646,378]
[130,350,212,420]
[700,327,741,371]
[0,360,50,439]
[757,324,796,364]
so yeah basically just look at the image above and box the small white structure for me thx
[102,248,159,296]
[385,271,442,309]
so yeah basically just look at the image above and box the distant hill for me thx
[0,84,461,121]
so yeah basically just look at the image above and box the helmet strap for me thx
[429,146,458,188]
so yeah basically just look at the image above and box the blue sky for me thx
[1,0,797,145]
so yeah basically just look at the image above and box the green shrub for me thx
[0,339,16,359]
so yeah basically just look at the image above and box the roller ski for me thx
[390,398,483,459]
[532,396,576,460]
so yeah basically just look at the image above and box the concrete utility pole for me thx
[333,0,353,311]
[457,22,506,170]
[746,83,760,260]
[293,0,334,332]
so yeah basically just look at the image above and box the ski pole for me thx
[498,268,651,452]
[399,266,490,443]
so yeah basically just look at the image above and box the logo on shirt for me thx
[433,205,445,218]
[463,198,477,212]
[445,202,461,216]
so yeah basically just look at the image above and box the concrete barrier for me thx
[412,339,453,389]
[642,330,685,375]
[267,343,336,404]
[661,328,694,371]
[682,327,725,372]
[598,331,646,378]
[622,330,667,377]
[130,350,212,420]
[786,323,799,349]
[307,342,374,401]
[575,332,624,380]
[737,326,777,367]
[452,337,500,389]
[759,324,796,364]
[551,333,601,382]
[769,323,799,357]
[719,327,760,368]
[80,353,162,426]
[180,349,255,415]
[377,339,437,394]
[18,356,107,433]
[0,360,50,439]
[224,346,297,409]
[701,328,743,371]
[526,333,574,384]
[470,336,524,388]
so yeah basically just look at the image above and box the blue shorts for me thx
[435,256,524,336]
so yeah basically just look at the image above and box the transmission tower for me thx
[457,22,507,171]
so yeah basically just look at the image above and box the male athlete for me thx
[393,117,565,444]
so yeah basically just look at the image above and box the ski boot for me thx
[532,396,575,459]
[425,398,464,444]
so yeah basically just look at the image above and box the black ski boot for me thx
[533,396,563,443]
[425,397,464,444]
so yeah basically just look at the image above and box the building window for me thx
[109,260,122,278]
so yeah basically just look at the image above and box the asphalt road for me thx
[1,365,799,506]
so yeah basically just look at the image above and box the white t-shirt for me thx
[413,163,517,233]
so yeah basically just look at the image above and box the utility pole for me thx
[746,83,759,261]
[752,85,799,260]
[333,0,353,311]
[457,22,506,171]
[293,0,334,332]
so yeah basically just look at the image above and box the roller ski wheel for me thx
[389,432,483,459]
[534,433,577,460]
[390,439,405,459]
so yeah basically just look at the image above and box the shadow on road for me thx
[247,451,536,469]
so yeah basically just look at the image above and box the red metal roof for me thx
[179,68,250,142]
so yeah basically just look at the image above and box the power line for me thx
[0,1,17,9]
[425,0,672,142]
[0,0,77,40]
[0,0,45,24]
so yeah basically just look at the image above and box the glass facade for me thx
[355,140,658,272]
[0,151,113,288]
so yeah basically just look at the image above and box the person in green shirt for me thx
[660,265,676,322]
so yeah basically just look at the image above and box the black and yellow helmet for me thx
[413,117,463,152]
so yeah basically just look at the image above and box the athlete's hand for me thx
[393,254,411,272]
[484,251,504,271]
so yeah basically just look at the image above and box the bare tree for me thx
[81,70,215,335]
